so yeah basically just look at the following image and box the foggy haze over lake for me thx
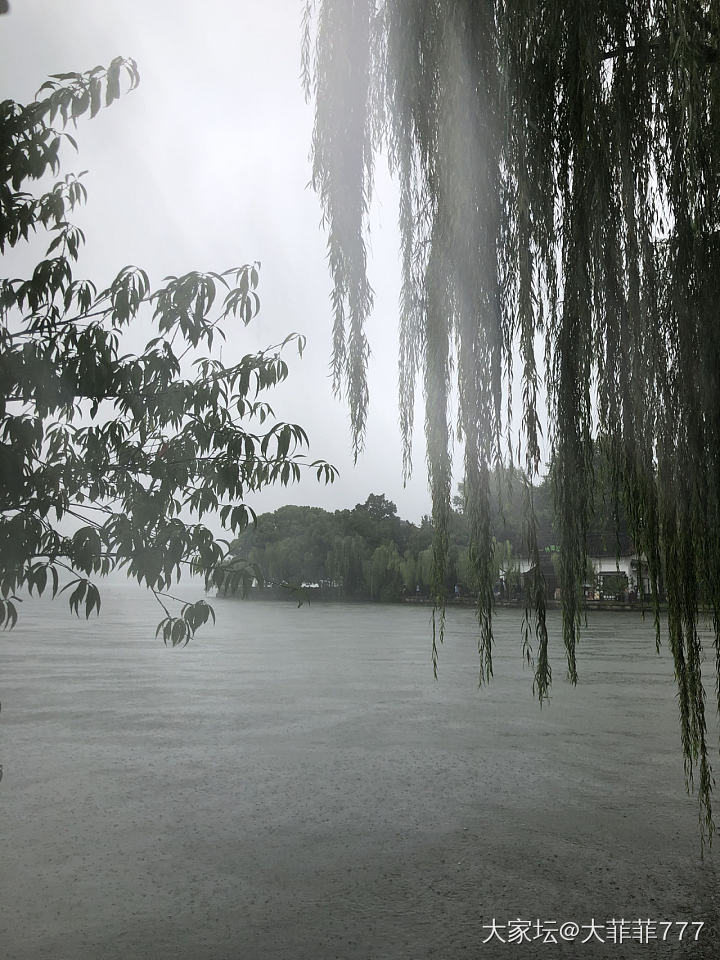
[3,2,720,958]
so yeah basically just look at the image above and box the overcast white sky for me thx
[1,0,440,522]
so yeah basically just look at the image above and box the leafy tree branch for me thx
[0,59,336,643]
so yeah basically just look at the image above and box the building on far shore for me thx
[499,552,653,602]
[588,554,651,600]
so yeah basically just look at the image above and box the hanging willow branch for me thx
[304,0,720,843]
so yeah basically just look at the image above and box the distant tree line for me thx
[228,465,633,602]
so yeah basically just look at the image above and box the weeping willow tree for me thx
[302,1,720,840]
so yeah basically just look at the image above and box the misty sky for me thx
[1,0,440,522]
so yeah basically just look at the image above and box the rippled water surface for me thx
[2,582,719,959]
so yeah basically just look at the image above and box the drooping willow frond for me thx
[306,0,720,842]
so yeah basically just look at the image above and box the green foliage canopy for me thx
[230,473,631,603]
[230,495,424,600]
[303,2,720,837]
[0,59,335,645]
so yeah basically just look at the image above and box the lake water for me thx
[2,581,719,959]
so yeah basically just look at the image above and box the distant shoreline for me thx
[220,590,666,613]
[404,597,665,612]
